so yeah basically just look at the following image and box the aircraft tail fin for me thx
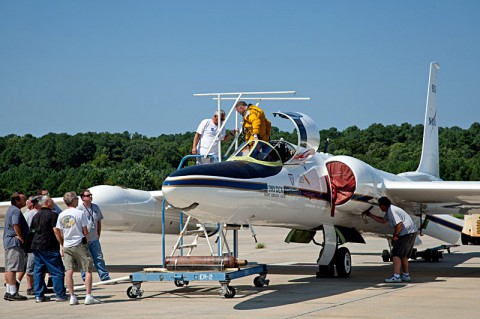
[416,62,440,178]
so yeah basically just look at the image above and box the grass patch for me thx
[256,242,266,249]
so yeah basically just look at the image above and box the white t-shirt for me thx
[196,119,226,157]
[384,204,418,236]
[56,207,88,248]
[24,209,38,227]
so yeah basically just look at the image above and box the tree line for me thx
[1,123,479,201]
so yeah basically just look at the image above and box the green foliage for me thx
[1,123,479,200]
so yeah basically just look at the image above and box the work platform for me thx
[128,263,268,298]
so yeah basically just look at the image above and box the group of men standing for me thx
[3,189,110,305]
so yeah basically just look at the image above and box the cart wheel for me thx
[174,280,190,287]
[127,286,140,298]
[224,286,236,298]
[253,276,268,287]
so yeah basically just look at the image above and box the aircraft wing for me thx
[0,200,9,220]
[149,190,164,201]
[385,180,480,214]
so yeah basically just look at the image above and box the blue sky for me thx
[1,1,479,138]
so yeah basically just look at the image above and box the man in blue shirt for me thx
[78,189,111,282]
[3,192,29,301]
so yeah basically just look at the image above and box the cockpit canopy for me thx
[228,140,283,166]
[227,111,320,166]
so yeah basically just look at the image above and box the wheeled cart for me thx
[127,263,269,299]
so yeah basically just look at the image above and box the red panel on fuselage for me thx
[326,161,356,205]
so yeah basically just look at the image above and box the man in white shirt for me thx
[56,191,101,305]
[192,110,234,164]
[365,197,418,283]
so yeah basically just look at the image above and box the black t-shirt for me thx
[30,208,60,251]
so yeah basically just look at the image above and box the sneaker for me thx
[26,288,35,296]
[84,295,102,305]
[56,295,69,302]
[384,275,402,283]
[36,295,51,303]
[401,274,411,282]
[6,292,28,301]
[70,295,79,305]
[4,292,11,300]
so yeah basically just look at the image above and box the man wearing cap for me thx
[192,109,234,164]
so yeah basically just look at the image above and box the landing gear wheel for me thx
[174,280,189,287]
[253,276,269,287]
[424,249,432,262]
[382,249,391,262]
[431,249,442,262]
[334,247,352,278]
[126,285,143,299]
[224,286,236,298]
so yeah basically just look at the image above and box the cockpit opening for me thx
[228,139,298,165]
[270,139,296,163]
[229,140,283,165]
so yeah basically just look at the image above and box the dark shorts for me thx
[392,233,417,259]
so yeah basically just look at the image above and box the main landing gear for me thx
[315,225,352,278]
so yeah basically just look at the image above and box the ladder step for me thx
[184,229,206,236]
[178,244,198,249]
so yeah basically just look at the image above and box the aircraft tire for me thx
[334,247,352,278]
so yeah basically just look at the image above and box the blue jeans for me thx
[81,240,110,281]
[32,249,66,298]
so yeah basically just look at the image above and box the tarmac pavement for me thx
[1,226,480,318]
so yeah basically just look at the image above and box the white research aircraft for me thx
[161,62,480,277]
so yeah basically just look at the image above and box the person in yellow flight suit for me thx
[235,101,271,141]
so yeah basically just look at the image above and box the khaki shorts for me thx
[63,244,94,272]
[4,246,26,272]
